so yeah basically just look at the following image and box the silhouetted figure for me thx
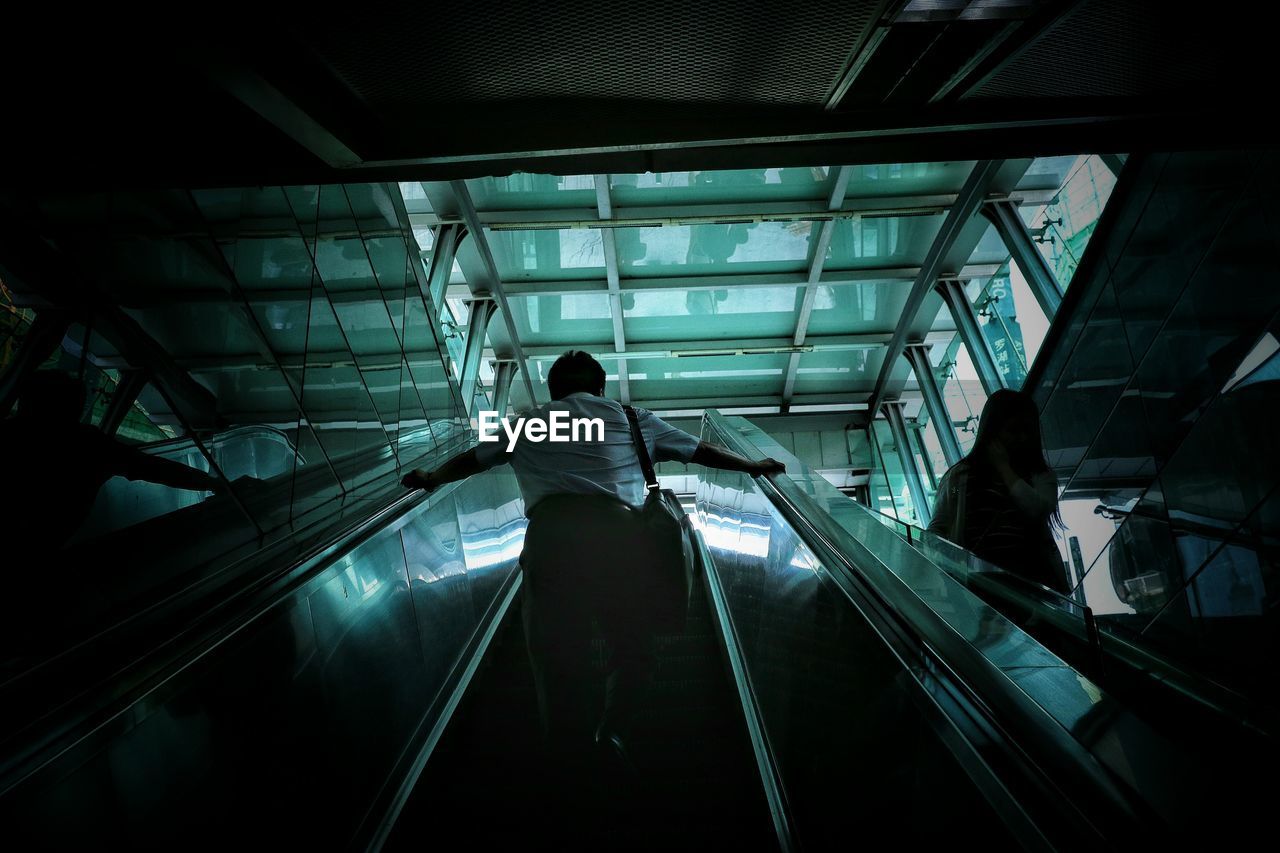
[402,351,782,801]
[928,389,1069,594]
[0,371,226,554]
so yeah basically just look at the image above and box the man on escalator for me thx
[402,350,783,789]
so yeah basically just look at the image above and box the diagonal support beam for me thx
[936,277,1005,395]
[424,223,464,315]
[448,180,539,407]
[596,174,630,404]
[459,299,496,416]
[491,359,518,419]
[868,159,1004,416]
[905,343,963,467]
[783,166,852,408]
[884,401,932,525]
[983,199,1062,318]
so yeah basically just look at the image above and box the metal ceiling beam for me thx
[450,263,1005,300]
[596,174,630,404]
[496,330,957,363]
[97,264,1005,309]
[868,159,1004,416]
[193,44,363,169]
[944,0,1085,102]
[824,1,911,110]
[92,332,960,374]
[406,188,1057,232]
[782,165,852,408]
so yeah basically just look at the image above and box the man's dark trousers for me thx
[520,493,677,770]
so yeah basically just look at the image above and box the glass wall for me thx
[0,184,467,663]
[1034,150,1280,708]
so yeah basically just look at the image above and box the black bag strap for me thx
[622,404,659,492]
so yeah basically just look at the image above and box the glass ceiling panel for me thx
[609,168,834,206]
[623,353,790,402]
[616,221,814,277]
[622,286,801,344]
[466,174,597,211]
[506,293,615,347]
[805,281,910,336]
[488,229,606,281]
[791,349,885,396]
[844,161,976,198]
[968,222,1012,267]
[1015,155,1081,194]
[824,214,943,270]
[224,237,316,291]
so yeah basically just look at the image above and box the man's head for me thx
[547,350,606,400]
[18,371,86,423]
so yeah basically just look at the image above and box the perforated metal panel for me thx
[972,0,1230,99]
[295,0,879,111]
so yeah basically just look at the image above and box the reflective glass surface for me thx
[488,228,606,281]
[617,221,814,277]
[609,167,833,205]
[825,214,943,270]
[622,286,801,344]
[1033,151,1280,708]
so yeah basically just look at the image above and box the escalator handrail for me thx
[702,409,1161,844]
[868,496,1280,742]
[0,452,476,794]
[866,507,1103,653]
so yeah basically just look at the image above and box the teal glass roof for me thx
[403,157,1116,418]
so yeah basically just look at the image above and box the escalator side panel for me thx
[0,470,525,849]
[696,474,1024,851]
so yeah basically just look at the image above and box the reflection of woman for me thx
[927,389,1068,594]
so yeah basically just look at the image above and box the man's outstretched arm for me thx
[690,442,785,477]
[402,447,487,492]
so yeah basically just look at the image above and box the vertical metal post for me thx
[905,343,963,467]
[492,359,517,419]
[937,278,1005,395]
[885,402,932,526]
[908,419,939,491]
[426,223,463,316]
[982,200,1063,318]
[459,299,496,416]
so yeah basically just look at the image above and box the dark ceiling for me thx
[3,0,1266,187]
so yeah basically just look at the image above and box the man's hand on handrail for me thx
[691,441,785,477]
[402,448,485,493]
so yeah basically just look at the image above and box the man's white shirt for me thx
[474,392,699,513]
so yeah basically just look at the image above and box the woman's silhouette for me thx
[927,389,1068,594]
